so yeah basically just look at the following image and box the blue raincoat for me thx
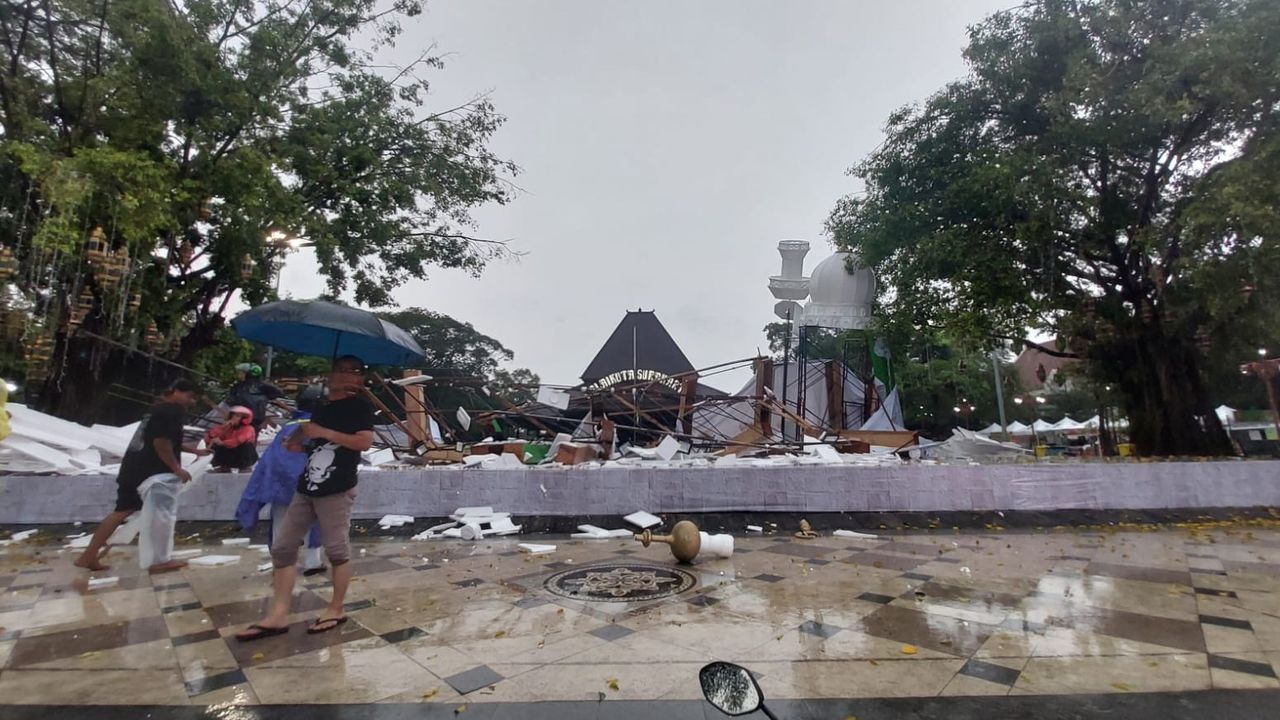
[236,413,311,530]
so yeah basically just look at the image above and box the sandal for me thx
[307,616,348,634]
[235,623,289,642]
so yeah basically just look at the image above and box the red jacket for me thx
[206,423,256,449]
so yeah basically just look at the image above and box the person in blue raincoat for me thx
[236,385,326,575]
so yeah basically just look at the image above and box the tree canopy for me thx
[828,0,1280,455]
[0,0,517,418]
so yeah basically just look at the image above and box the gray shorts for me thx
[270,489,356,568]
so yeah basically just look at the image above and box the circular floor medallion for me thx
[543,562,697,602]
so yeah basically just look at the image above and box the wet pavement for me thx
[2,521,1280,715]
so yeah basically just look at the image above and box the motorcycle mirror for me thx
[700,661,764,716]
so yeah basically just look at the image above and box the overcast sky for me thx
[277,0,1013,390]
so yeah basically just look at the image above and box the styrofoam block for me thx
[221,537,251,545]
[377,514,414,527]
[518,543,556,554]
[0,437,76,471]
[257,562,274,572]
[460,522,483,541]
[624,511,661,529]
[746,525,763,533]
[170,549,204,560]
[87,576,119,589]
[489,517,518,534]
[188,554,240,566]
[655,435,680,461]
[442,527,463,538]
[451,506,493,519]
[833,529,877,539]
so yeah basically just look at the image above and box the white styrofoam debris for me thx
[0,436,77,472]
[64,535,93,549]
[188,554,240,567]
[456,407,472,431]
[257,562,274,572]
[746,525,763,533]
[487,517,521,536]
[364,448,398,466]
[87,576,119,589]
[518,543,556,555]
[451,506,493,519]
[426,521,459,534]
[170,549,204,560]
[377,514,414,528]
[536,386,571,410]
[655,435,680,462]
[221,538,251,545]
[441,527,463,538]
[810,443,843,463]
[248,544,268,552]
[624,511,661,530]
[833,529,878,539]
[459,522,484,541]
[9,529,37,542]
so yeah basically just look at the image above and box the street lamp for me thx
[263,229,311,378]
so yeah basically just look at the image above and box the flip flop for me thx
[235,624,289,642]
[307,616,348,635]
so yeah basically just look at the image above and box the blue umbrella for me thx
[231,299,425,367]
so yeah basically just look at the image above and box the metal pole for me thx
[780,308,792,443]
[265,261,283,379]
[991,348,1008,440]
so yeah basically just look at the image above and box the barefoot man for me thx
[75,378,207,573]
[237,355,374,641]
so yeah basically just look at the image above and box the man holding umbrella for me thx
[237,355,374,640]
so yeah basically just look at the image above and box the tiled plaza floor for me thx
[2,522,1280,715]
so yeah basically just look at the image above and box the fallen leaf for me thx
[868,659,880,666]
[251,652,265,661]
[606,678,620,691]
[454,705,466,714]
[900,644,918,655]
[494,631,506,638]
[79,651,99,659]
[1111,682,1132,692]
[422,689,438,700]
[556,608,565,615]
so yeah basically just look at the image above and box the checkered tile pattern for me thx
[2,523,1280,706]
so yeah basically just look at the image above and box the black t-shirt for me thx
[297,396,375,497]
[117,402,186,488]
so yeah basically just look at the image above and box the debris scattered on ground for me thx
[624,511,662,529]
[221,537,250,546]
[518,543,556,555]
[378,514,414,530]
[746,525,763,533]
[86,576,119,590]
[795,519,817,539]
[833,530,877,539]
[571,525,632,540]
[188,554,240,567]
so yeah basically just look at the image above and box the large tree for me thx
[376,306,539,397]
[828,0,1280,455]
[0,0,516,420]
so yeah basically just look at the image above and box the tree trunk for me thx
[1116,334,1232,457]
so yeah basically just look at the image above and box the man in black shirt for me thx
[75,379,208,573]
[238,355,374,641]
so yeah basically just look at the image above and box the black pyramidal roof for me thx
[580,310,696,383]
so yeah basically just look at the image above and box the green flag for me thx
[872,337,895,390]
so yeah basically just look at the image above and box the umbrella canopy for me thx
[976,423,1003,435]
[1031,418,1056,432]
[231,299,425,367]
[1007,420,1031,434]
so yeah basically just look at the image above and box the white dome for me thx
[800,251,875,329]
